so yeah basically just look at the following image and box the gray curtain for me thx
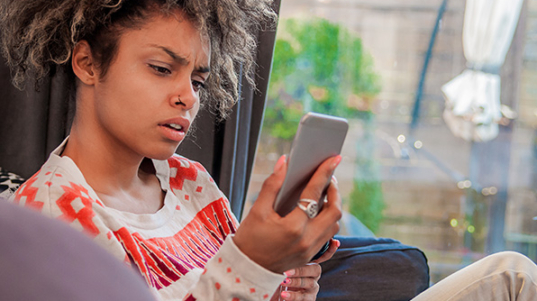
[0,0,280,220]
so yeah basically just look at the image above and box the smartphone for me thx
[273,112,348,217]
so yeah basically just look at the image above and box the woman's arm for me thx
[187,155,342,300]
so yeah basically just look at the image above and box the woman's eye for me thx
[192,80,206,92]
[149,64,171,75]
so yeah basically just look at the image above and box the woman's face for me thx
[89,10,210,160]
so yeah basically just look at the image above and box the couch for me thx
[1,167,429,301]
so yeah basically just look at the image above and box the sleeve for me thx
[187,236,286,301]
[170,156,285,300]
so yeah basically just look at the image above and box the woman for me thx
[6,1,537,300]
[0,0,342,300]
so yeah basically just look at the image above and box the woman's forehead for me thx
[116,10,211,65]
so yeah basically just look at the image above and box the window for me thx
[246,0,536,282]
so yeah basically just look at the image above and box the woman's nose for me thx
[171,79,198,110]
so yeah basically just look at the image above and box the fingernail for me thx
[281,291,291,299]
[274,155,286,172]
[283,278,290,285]
[284,269,295,277]
[331,175,338,184]
[331,155,342,168]
[335,239,341,248]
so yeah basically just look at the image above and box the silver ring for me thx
[298,198,319,218]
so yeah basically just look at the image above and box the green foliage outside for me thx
[348,115,385,233]
[463,188,488,253]
[264,18,385,233]
[266,18,380,136]
[348,180,385,233]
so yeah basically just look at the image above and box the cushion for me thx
[0,197,156,300]
[318,236,430,301]
[0,167,25,199]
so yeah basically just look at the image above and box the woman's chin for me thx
[143,145,181,161]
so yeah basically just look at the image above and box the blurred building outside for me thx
[245,0,537,282]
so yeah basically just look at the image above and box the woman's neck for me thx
[63,120,148,196]
[62,124,165,214]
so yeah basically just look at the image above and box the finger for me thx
[312,179,342,228]
[312,238,340,264]
[285,156,341,222]
[273,154,287,173]
[297,182,341,258]
[282,276,318,290]
[300,155,341,201]
[254,155,288,212]
[284,263,322,279]
[280,285,319,301]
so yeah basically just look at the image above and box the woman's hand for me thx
[269,239,340,301]
[271,263,322,301]
[233,155,342,274]
[312,237,340,264]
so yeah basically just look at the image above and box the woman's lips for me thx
[159,124,186,142]
[158,117,190,142]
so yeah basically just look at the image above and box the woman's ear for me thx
[72,40,97,86]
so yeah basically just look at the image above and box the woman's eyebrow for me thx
[196,66,210,74]
[148,44,189,66]
[148,44,210,74]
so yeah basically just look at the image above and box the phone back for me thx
[274,112,348,217]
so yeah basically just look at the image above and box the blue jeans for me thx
[318,236,430,301]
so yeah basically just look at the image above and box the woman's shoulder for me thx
[10,155,103,219]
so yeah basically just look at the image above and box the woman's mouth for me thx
[159,122,187,142]
[158,117,190,142]
[164,123,183,131]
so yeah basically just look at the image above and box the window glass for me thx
[246,0,537,282]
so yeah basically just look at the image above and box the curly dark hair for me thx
[0,0,276,117]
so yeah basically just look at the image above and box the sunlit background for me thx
[245,0,537,282]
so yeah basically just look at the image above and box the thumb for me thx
[254,155,287,211]
[273,155,287,173]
